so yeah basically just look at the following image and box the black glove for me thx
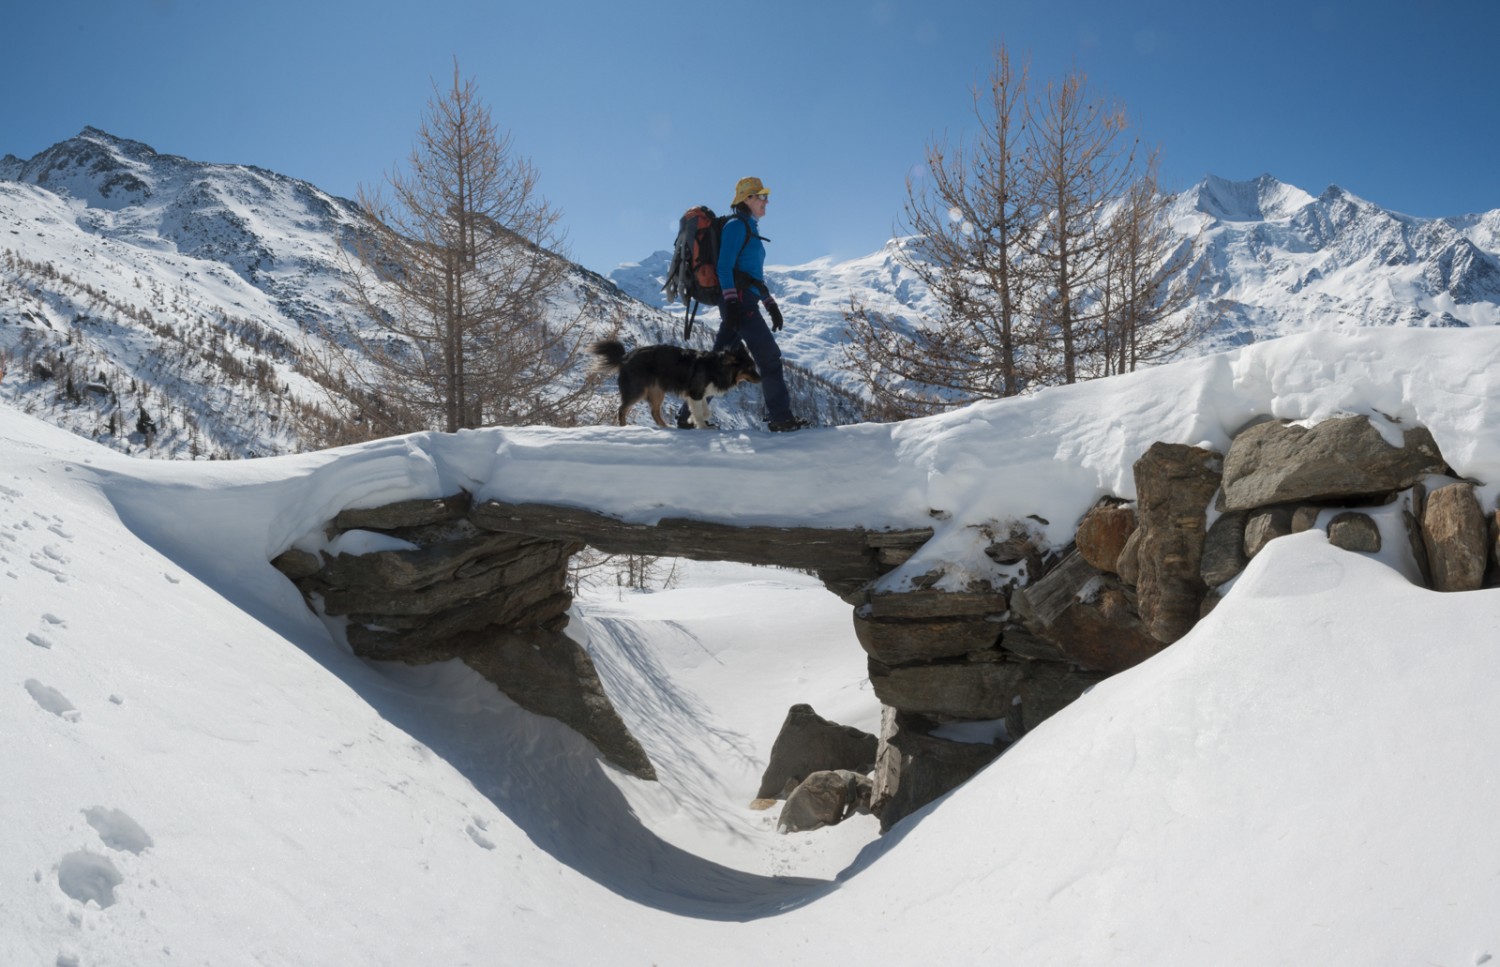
[765,297,784,332]
[721,292,743,331]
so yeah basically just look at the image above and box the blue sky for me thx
[3,0,1497,274]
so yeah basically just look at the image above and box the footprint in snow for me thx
[27,632,53,650]
[24,680,79,721]
[465,823,496,850]
[30,546,70,583]
[47,523,74,540]
[83,806,154,854]
[42,613,66,627]
[56,850,123,908]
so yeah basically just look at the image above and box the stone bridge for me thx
[273,493,938,769]
[271,413,1472,831]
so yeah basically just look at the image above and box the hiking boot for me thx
[767,417,810,433]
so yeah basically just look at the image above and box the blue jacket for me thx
[717,212,769,300]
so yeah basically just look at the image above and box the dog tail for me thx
[590,339,626,374]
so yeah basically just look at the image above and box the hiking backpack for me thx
[662,206,754,340]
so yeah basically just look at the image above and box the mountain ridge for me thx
[3,128,1499,459]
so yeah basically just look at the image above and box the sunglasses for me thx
[751,193,770,201]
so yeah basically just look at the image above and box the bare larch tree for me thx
[841,45,1205,414]
[1024,69,1137,384]
[841,45,1036,415]
[320,62,598,438]
[1092,159,1206,377]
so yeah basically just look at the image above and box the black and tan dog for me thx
[591,339,761,429]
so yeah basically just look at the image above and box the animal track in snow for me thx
[30,545,71,583]
[56,851,122,908]
[24,680,79,720]
[84,806,154,854]
[47,522,74,540]
[466,822,496,850]
[29,613,66,647]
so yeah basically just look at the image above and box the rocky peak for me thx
[1191,173,1315,223]
[1,126,160,209]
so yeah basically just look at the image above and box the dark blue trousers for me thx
[677,300,793,425]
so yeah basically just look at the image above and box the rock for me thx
[1132,442,1223,643]
[1075,503,1137,573]
[855,587,1009,664]
[1327,512,1381,553]
[869,660,1024,721]
[344,585,574,661]
[318,541,574,616]
[1422,482,1487,592]
[270,548,321,580]
[983,524,1039,566]
[865,588,1007,619]
[996,623,1069,662]
[756,704,878,800]
[1491,511,1500,587]
[777,770,872,833]
[867,530,935,569]
[869,656,1101,728]
[458,627,656,781]
[1404,508,1433,589]
[1011,551,1164,673]
[1220,416,1448,511]
[318,527,561,592]
[1011,660,1107,732]
[1200,511,1249,587]
[1116,527,1142,586]
[1244,506,1297,558]
[870,708,1003,831]
[853,610,1002,664]
[1291,505,1323,533]
[334,493,471,531]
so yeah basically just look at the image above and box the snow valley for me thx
[6,326,1500,965]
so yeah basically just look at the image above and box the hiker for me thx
[676,177,808,432]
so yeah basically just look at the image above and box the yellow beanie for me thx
[732,177,771,207]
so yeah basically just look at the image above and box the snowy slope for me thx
[6,326,1500,965]
[0,129,857,459]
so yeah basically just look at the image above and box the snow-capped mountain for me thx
[0,129,856,459]
[5,128,1500,460]
[615,237,937,383]
[616,171,1500,380]
[1176,173,1500,349]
